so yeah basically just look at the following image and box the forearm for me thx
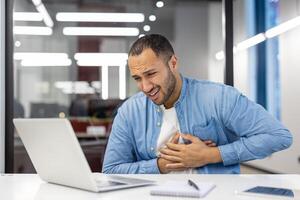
[218,129,293,166]
[205,147,222,164]
[103,158,160,174]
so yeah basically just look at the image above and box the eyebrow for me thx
[132,69,157,78]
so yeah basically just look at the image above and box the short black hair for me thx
[128,34,174,62]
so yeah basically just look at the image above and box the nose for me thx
[140,78,154,93]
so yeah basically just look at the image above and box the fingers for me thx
[160,153,182,162]
[160,147,181,156]
[166,163,185,169]
[168,167,188,171]
[170,132,180,144]
[180,134,199,143]
[204,140,216,147]
[166,142,184,151]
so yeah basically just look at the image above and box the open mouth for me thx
[148,88,160,99]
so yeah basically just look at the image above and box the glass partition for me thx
[232,0,300,173]
[12,0,222,173]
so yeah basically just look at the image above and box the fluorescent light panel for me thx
[74,53,127,60]
[215,15,300,60]
[63,27,139,36]
[14,52,71,67]
[14,52,68,60]
[31,0,54,27]
[265,16,300,38]
[13,26,52,35]
[31,0,42,6]
[21,58,72,67]
[36,4,54,27]
[236,33,266,51]
[13,12,43,21]
[75,53,128,66]
[56,12,145,23]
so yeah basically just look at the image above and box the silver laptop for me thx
[13,118,155,192]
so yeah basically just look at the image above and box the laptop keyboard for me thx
[93,173,153,187]
[95,180,126,187]
[110,175,152,184]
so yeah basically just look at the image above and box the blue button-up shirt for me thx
[102,76,292,174]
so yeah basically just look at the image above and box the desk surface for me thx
[1,174,300,200]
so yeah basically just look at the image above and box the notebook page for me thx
[150,181,216,198]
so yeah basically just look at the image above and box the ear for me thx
[168,55,178,70]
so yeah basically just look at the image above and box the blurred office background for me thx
[0,0,300,174]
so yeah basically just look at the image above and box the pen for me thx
[188,179,199,191]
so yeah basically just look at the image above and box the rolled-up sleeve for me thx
[102,106,160,174]
[218,86,293,166]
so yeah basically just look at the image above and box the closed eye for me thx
[147,72,157,77]
[134,77,141,81]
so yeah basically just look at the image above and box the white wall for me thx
[208,2,224,83]
[232,0,251,97]
[0,0,5,173]
[174,1,209,80]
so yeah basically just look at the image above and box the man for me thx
[102,34,292,174]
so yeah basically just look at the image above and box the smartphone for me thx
[237,186,300,199]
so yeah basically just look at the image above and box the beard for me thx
[155,68,177,106]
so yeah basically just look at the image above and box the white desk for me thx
[1,174,300,200]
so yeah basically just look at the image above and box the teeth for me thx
[150,89,158,96]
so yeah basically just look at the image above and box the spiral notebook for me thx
[150,181,216,198]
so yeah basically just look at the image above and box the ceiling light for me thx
[13,26,52,35]
[13,12,43,21]
[215,15,300,60]
[56,12,145,23]
[75,53,128,66]
[35,4,54,27]
[15,41,21,47]
[156,1,164,8]
[139,34,145,38]
[31,0,42,6]
[265,16,300,38]
[236,33,266,51]
[21,58,72,67]
[215,51,225,61]
[14,52,68,60]
[143,25,150,32]
[63,27,139,36]
[14,52,71,67]
[149,15,156,21]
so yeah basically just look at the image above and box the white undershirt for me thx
[156,106,196,174]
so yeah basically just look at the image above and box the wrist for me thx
[205,147,222,164]
[157,157,168,174]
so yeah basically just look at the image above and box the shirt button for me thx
[157,122,161,127]
[157,108,160,112]
[150,147,154,151]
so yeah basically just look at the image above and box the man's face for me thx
[128,48,177,106]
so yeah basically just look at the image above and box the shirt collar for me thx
[174,74,187,106]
